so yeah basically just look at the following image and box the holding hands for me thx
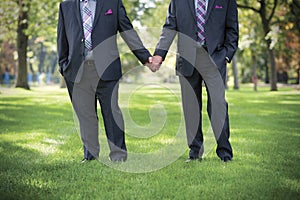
[145,55,163,72]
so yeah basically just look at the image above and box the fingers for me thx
[152,55,163,66]
[151,55,163,72]
[149,63,160,72]
[145,57,155,72]
[145,56,161,72]
[145,56,163,73]
[146,63,157,72]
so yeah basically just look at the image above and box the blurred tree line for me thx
[237,0,300,91]
[0,0,299,90]
[0,0,60,89]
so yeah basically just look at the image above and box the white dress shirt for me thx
[80,0,97,22]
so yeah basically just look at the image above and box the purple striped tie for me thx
[82,0,93,51]
[196,0,206,44]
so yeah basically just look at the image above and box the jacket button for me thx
[81,39,84,42]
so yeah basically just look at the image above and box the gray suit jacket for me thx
[154,0,239,77]
[57,0,151,82]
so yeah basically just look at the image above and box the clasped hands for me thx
[145,55,163,72]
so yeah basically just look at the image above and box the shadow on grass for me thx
[0,140,60,199]
[0,97,73,136]
[0,137,107,199]
[0,86,299,199]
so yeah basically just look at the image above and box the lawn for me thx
[0,83,299,199]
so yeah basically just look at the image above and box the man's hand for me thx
[145,57,156,72]
[145,56,163,72]
[151,55,163,72]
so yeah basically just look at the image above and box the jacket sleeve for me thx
[224,0,239,62]
[154,0,177,60]
[57,3,69,75]
[117,0,151,64]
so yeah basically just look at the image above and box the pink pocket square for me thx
[215,5,223,9]
[105,9,113,15]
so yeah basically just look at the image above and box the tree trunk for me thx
[232,55,239,90]
[268,48,277,91]
[260,0,277,91]
[265,61,269,84]
[38,42,46,73]
[262,36,277,91]
[15,0,30,90]
[252,54,258,91]
[297,68,300,85]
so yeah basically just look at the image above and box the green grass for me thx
[0,84,299,199]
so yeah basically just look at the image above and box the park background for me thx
[0,0,300,199]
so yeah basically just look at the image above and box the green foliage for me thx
[0,1,19,42]
[1,0,299,86]
[0,0,60,46]
[0,85,300,199]
[123,0,157,22]
[139,0,168,27]
[237,0,300,84]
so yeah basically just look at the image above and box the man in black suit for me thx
[57,0,152,163]
[152,0,239,162]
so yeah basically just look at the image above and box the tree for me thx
[237,0,279,91]
[1,0,60,89]
[281,0,300,84]
[16,0,30,89]
[1,0,162,88]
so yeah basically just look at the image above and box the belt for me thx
[85,50,94,60]
[84,60,95,66]
[196,42,208,52]
[201,44,208,52]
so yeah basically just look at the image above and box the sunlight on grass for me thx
[17,137,65,156]
[282,178,300,193]
[278,100,300,105]
[20,142,58,155]
[0,84,299,199]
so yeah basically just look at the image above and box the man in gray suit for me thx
[152,0,239,162]
[57,0,152,163]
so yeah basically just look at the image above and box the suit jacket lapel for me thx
[93,0,104,28]
[188,0,197,23]
[206,0,216,20]
[75,0,83,31]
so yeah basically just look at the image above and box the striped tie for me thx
[196,0,206,44]
[82,0,93,51]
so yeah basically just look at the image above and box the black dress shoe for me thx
[185,157,202,163]
[221,156,232,162]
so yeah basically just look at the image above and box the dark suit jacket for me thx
[57,0,151,82]
[154,0,239,77]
